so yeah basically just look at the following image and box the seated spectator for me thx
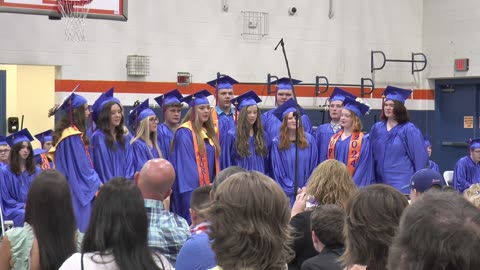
[134,158,190,267]
[60,177,172,270]
[409,169,444,203]
[340,184,409,270]
[176,166,246,270]
[388,191,480,270]
[209,171,292,269]
[0,169,79,270]
[464,183,480,208]
[289,160,357,269]
[301,205,345,270]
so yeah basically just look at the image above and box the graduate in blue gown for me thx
[424,137,440,173]
[0,136,10,168]
[262,77,313,143]
[222,91,270,174]
[453,139,480,192]
[327,96,374,187]
[369,86,429,194]
[270,99,318,206]
[49,87,101,232]
[206,75,238,152]
[0,129,41,227]
[154,89,184,161]
[128,99,163,173]
[90,88,134,183]
[315,87,357,164]
[171,90,220,223]
[33,148,53,170]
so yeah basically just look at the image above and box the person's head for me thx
[207,75,238,112]
[7,129,36,175]
[388,191,480,270]
[0,142,10,163]
[272,77,301,107]
[96,101,126,149]
[310,205,345,253]
[50,92,89,145]
[424,138,432,157]
[469,138,480,163]
[154,89,184,127]
[209,171,292,269]
[83,177,162,270]
[328,87,357,122]
[381,86,412,123]
[409,169,444,203]
[134,158,175,201]
[341,184,409,270]
[24,170,77,270]
[34,130,54,151]
[306,160,357,208]
[211,166,248,195]
[189,185,213,227]
[464,183,480,208]
[274,99,308,150]
[235,104,267,158]
[341,96,370,132]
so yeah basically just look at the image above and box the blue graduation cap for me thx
[34,130,53,145]
[59,84,87,112]
[127,99,156,128]
[330,87,357,102]
[182,90,212,108]
[231,90,262,111]
[33,148,47,165]
[271,77,302,91]
[91,87,121,122]
[470,138,480,149]
[206,75,239,91]
[273,98,306,121]
[383,86,412,104]
[0,135,7,146]
[343,96,370,117]
[154,89,183,108]
[6,128,34,146]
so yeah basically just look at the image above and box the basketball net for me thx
[57,0,93,42]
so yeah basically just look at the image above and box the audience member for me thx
[453,138,480,192]
[0,170,79,270]
[189,185,212,233]
[388,191,480,270]
[60,177,172,270]
[409,169,444,203]
[464,183,480,208]
[209,171,292,270]
[134,158,190,267]
[289,160,357,269]
[301,205,345,270]
[340,184,408,270]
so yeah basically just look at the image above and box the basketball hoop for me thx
[57,0,93,41]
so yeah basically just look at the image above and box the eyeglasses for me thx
[329,104,343,108]
[149,117,159,123]
[0,150,10,154]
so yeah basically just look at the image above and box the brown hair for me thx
[279,113,308,150]
[190,185,213,220]
[52,104,90,146]
[209,171,293,269]
[345,109,363,132]
[306,160,357,208]
[95,101,126,150]
[311,204,345,247]
[9,141,36,175]
[341,184,409,270]
[235,105,267,158]
[381,100,410,124]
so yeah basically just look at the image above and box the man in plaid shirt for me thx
[135,158,191,267]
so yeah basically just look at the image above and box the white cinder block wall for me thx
[0,0,478,91]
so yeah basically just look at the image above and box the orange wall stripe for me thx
[56,80,435,100]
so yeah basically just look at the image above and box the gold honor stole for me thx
[48,126,94,168]
[180,121,220,187]
[40,153,51,170]
[327,130,364,175]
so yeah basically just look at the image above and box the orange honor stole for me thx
[180,121,220,186]
[40,153,51,170]
[327,130,364,175]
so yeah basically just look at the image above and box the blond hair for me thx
[464,183,480,208]
[130,116,163,158]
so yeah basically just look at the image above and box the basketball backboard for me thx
[0,0,127,21]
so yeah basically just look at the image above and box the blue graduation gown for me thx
[315,123,339,164]
[369,121,429,194]
[453,156,480,192]
[157,123,175,161]
[91,130,134,183]
[0,166,40,227]
[217,110,235,146]
[271,133,318,206]
[53,134,101,232]
[171,127,216,223]
[221,128,270,174]
[261,109,313,144]
[329,133,374,187]
[131,139,162,173]
[429,160,440,173]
